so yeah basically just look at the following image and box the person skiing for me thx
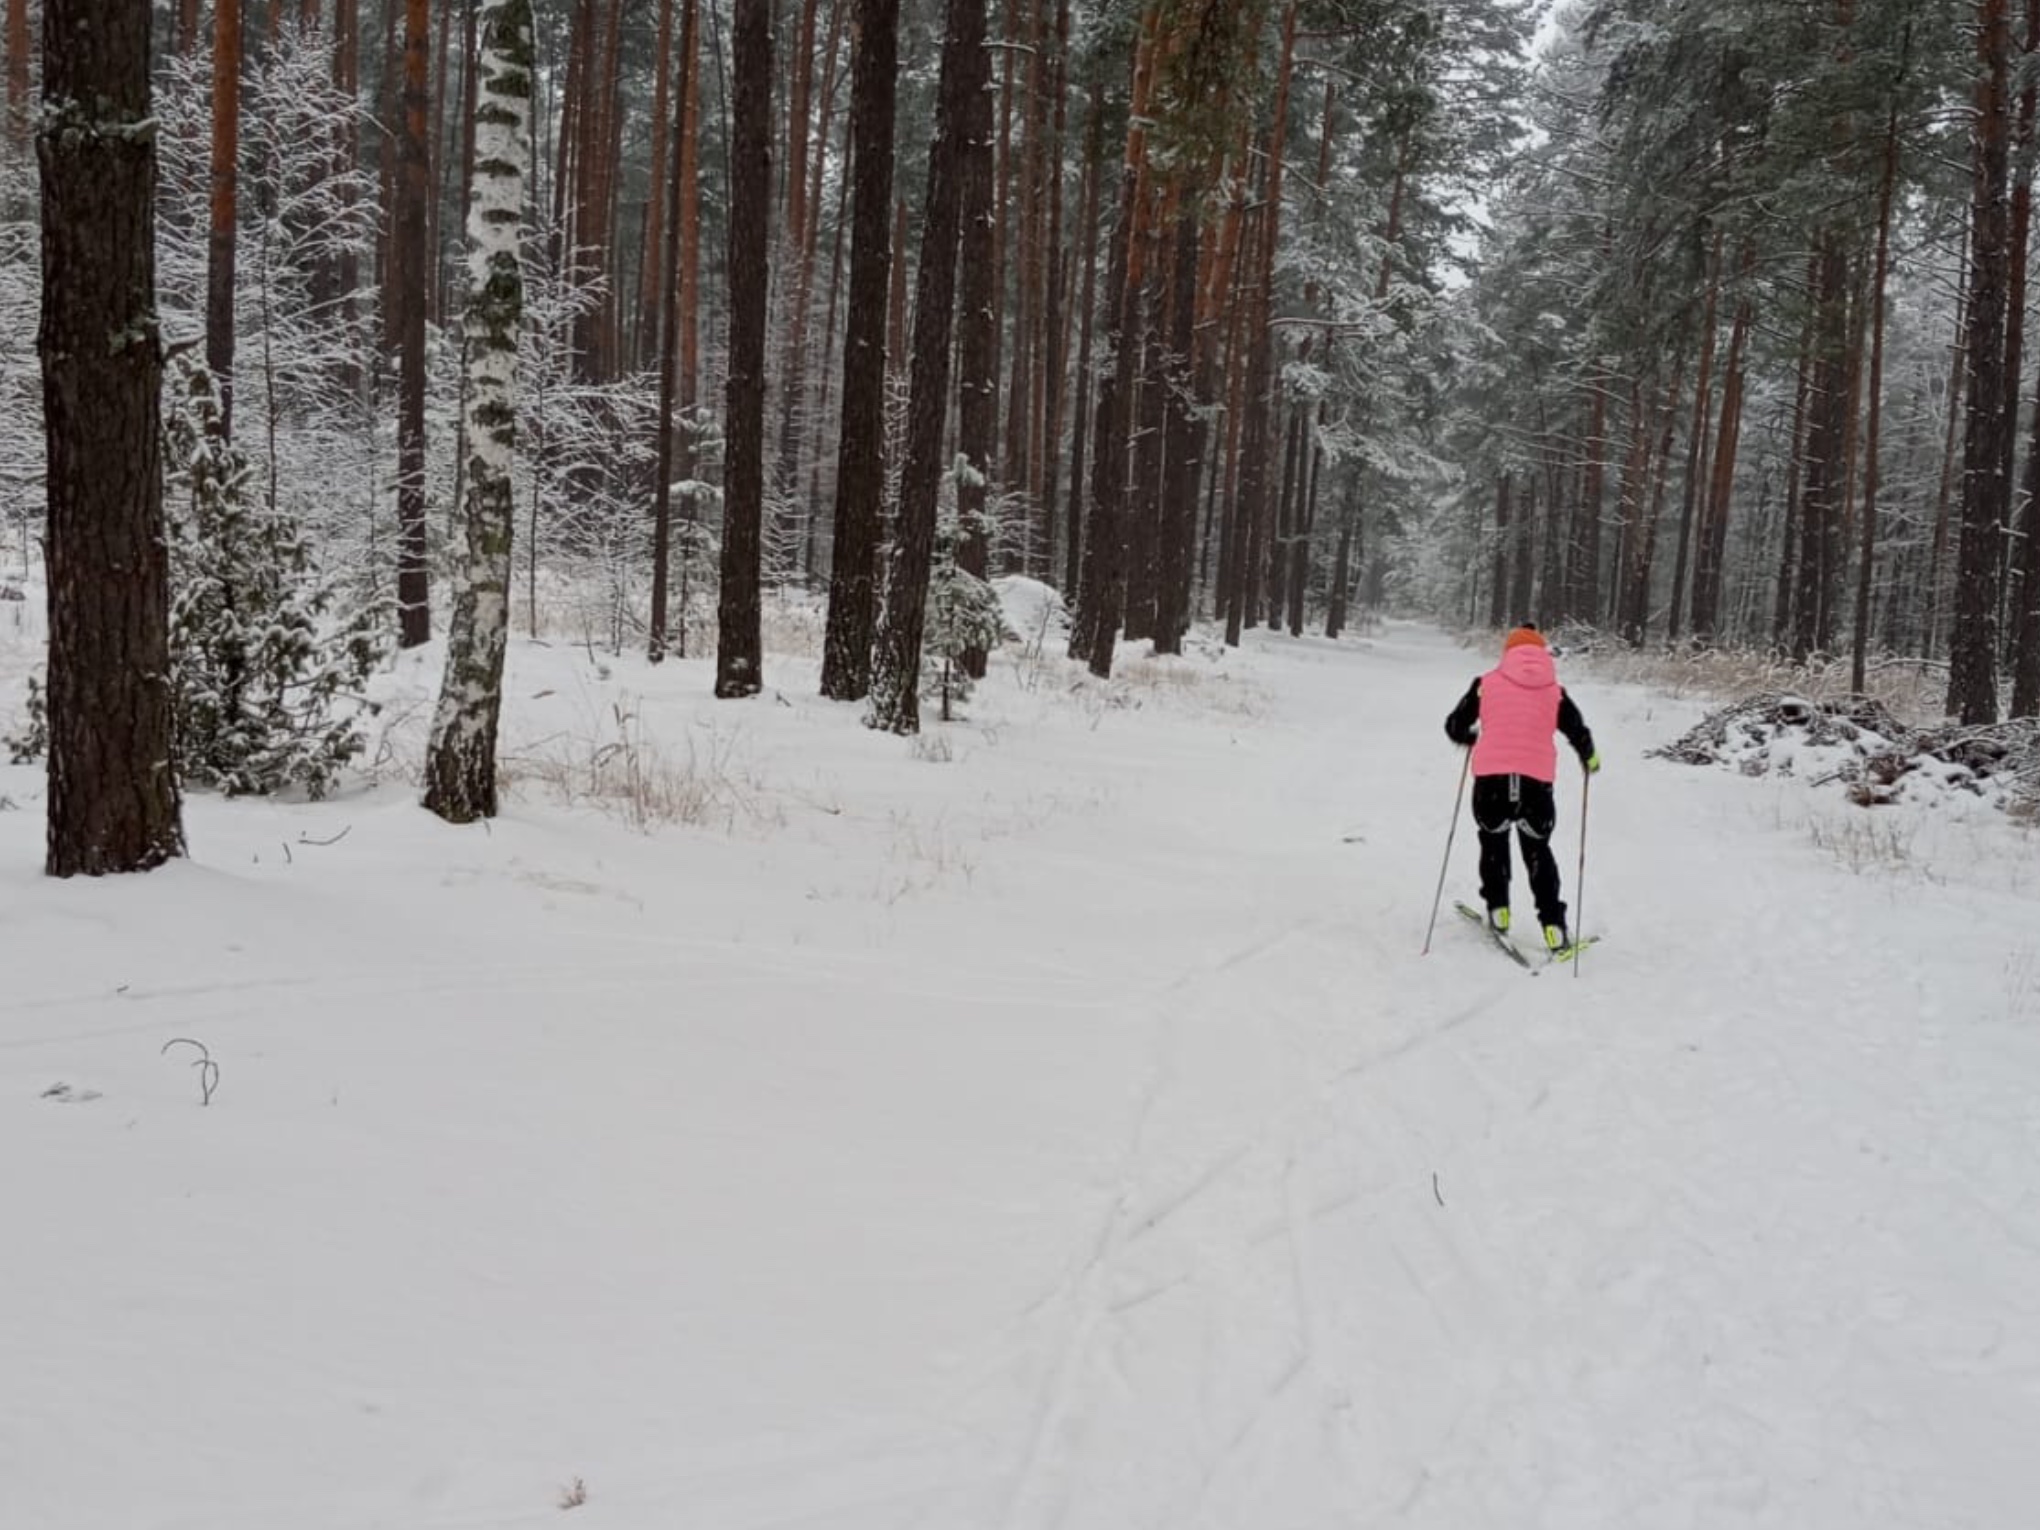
[1443,625,1600,955]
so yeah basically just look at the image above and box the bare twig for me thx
[160,1038,219,1106]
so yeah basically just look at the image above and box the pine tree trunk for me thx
[1949,0,2013,723]
[954,0,1000,678]
[1774,268,1819,646]
[1796,237,1851,660]
[1666,231,1722,644]
[428,0,451,326]
[1488,474,1511,628]
[38,0,185,875]
[649,0,698,664]
[395,0,432,649]
[716,0,773,698]
[676,0,702,616]
[1693,242,1755,643]
[208,0,243,436]
[423,0,531,823]
[2017,5,2040,713]
[1154,210,1203,655]
[819,0,899,700]
[636,0,677,372]
[1572,368,1607,624]
[866,0,988,732]
[1925,232,1969,658]
[1034,0,1071,578]
[1851,82,1903,695]
[1070,8,1160,676]
[1224,3,1297,646]
[1063,81,1104,597]
[2001,2,2036,649]
[1506,471,1533,630]
[1122,187,1170,644]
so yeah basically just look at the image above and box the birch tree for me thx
[423,0,533,824]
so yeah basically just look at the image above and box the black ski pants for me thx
[1472,773,1566,930]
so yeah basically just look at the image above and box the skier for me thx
[1443,625,1600,955]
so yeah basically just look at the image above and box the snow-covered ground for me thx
[4,615,2038,1530]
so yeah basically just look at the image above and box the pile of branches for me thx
[1649,693,1905,767]
[1653,691,2040,815]
[1853,717,2040,812]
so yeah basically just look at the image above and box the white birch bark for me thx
[422,0,532,823]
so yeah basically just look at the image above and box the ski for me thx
[1456,902,1600,973]
[1455,901,1532,969]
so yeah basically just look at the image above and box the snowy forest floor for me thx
[4,612,2039,1530]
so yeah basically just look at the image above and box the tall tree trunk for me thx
[1950,0,2013,723]
[1694,242,1756,643]
[717,0,772,697]
[38,0,185,875]
[1154,210,1203,655]
[649,0,700,664]
[1071,6,1161,676]
[1224,2,1297,646]
[636,0,678,371]
[1063,81,1104,597]
[1925,231,1969,658]
[423,0,532,823]
[208,0,243,436]
[676,0,702,597]
[819,0,900,699]
[1796,236,1851,660]
[1511,469,1538,628]
[395,0,432,649]
[1774,266,1819,646]
[866,0,989,731]
[1035,0,1071,577]
[1667,230,1722,644]
[954,0,1000,678]
[1572,369,1607,624]
[1488,474,1511,628]
[2001,1,2037,649]
[427,0,451,325]
[1851,74,1903,695]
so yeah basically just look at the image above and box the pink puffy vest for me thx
[1472,645,1561,781]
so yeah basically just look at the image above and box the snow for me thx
[5,620,2040,1529]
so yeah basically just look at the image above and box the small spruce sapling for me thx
[164,358,389,797]
[5,676,48,764]
[922,498,1005,721]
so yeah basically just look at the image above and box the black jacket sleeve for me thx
[1558,689,1595,765]
[1444,679,1482,746]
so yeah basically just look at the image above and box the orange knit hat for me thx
[1503,625,1546,653]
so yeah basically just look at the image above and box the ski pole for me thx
[1573,769,1590,979]
[1422,747,1473,955]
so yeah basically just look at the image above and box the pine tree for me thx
[923,502,1007,721]
[38,0,185,875]
[163,359,386,799]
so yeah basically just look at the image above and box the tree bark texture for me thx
[1950,0,2012,723]
[866,0,990,732]
[717,0,773,698]
[819,0,900,700]
[423,0,532,823]
[38,0,186,875]
[395,0,432,648]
